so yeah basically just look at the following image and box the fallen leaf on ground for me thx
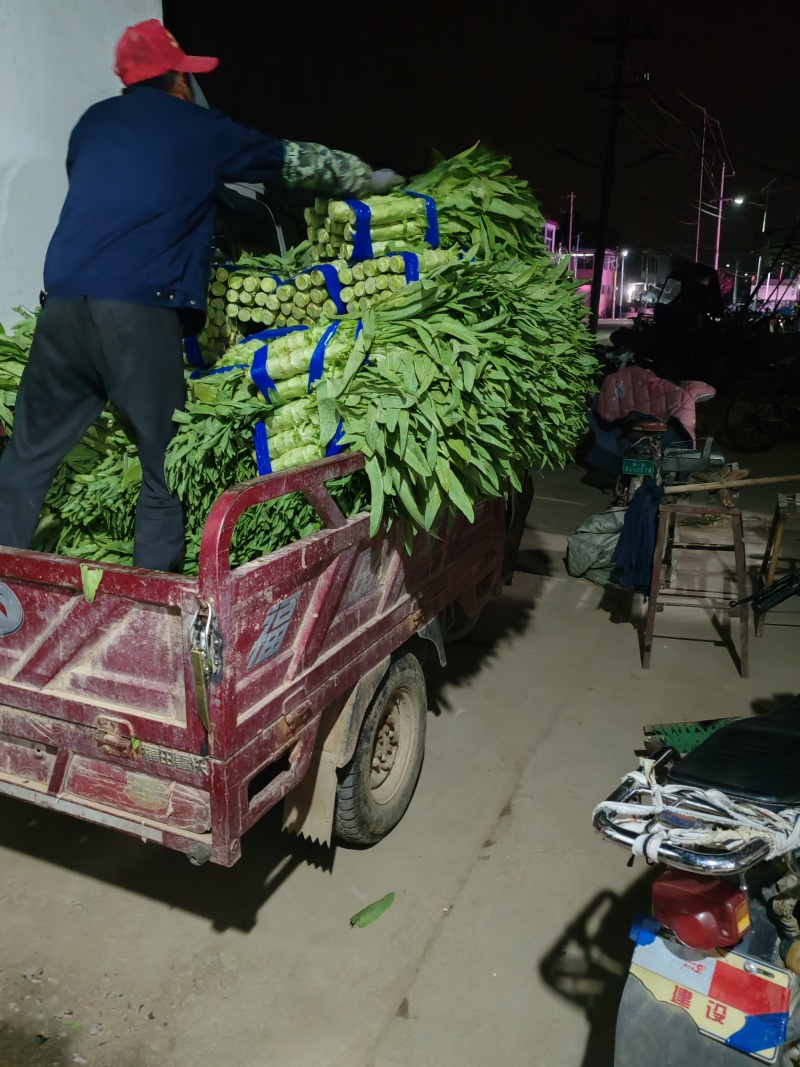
[350,892,395,928]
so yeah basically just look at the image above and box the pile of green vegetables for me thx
[407,144,548,259]
[0,146,596,573]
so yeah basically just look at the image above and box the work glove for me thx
[368,168,405,194]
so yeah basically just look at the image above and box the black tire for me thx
[334,654,427,846]
[720,384,782,452]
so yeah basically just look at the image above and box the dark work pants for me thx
[0,297,186,571]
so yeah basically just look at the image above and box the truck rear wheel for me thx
[334,654,427,846]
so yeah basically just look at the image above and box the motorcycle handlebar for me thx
[593,776,771,875]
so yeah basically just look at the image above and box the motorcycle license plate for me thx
[622,457,655,477]
[629,925,792,1063]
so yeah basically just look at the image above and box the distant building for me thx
[627,249,674,309]
[543,219,559,255]
[750,274,798,312]
[568,249,618,317]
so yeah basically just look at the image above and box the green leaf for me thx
[404,439,432,478]
[350,891,395,928]
[425,426,439,472]
[489,199,525,219]
[462,360,477,393]
[398,475,426,527]
[436,456,451,492]
[317,394,339,448]
[397,408,409,458]
[385,404,400,433]
[365,456,384,537]
[423,479,442,529]
[445,469,475,522]
[365,408,380,451]
[80,565,104,605]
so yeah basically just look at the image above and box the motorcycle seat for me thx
[626,420,669,435]
[668,695,800,809]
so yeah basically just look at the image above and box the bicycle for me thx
[719,355,800,452]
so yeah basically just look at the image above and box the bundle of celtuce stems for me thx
[305,194,430,261]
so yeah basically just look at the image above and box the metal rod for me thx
[664,473,800,495]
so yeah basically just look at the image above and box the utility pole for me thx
[695,109,707,261]
[713,161,726,270]
[587,10,652,333]
[567,191,575,260]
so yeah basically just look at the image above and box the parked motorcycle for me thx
[593,573,800,1066]
[586,366,726,506]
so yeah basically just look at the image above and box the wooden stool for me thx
[642,503,749,677]
[756,493,800,636]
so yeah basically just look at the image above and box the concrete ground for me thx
[1,454,799,1067]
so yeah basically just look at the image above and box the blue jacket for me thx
[43,86,286,315]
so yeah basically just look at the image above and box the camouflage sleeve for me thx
[282,140,372,197]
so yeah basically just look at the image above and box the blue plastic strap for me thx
[307,322,341,391]
[354,318,370,366]
[299,264,346,314]
[394,251,420,283]
[253,421,272,476]
[246,326,309,399]
[325,420,347,457]
[183,336,206,368]
[344,199,373,260]
[405,191,440,248]
[250,344,277,399]
[239,325,308,345]
[189,363,248,380]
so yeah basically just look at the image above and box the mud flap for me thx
[282,658,391,845]
[281,743,341,846]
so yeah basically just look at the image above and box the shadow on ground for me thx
[0,795,324,933]
[426,562,547,715]
[0,1023,73,1067]
[752,692,800,715]
[539,868,659,1067]
[0,1019,150,1067]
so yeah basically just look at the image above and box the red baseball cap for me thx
[114,20,219,87]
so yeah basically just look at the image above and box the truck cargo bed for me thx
[0,453,506,865]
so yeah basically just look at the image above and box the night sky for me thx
[163,0,799,266]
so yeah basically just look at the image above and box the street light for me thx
[618,249,628,317]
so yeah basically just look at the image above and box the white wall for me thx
[0,0,162,325]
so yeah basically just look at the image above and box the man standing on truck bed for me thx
[0,19,402,572]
